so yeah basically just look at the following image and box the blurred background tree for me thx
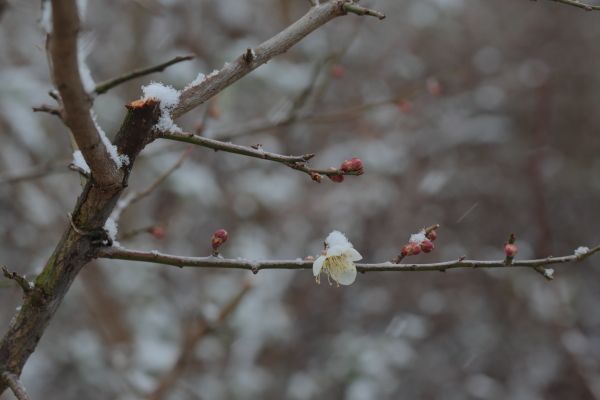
[1,0,600,399]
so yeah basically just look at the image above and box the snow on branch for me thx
[161,131,363,182]
[97,243,600,276]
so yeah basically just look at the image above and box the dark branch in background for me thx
[162,131,361,181]
[94,55,195,95]
[97,244,600,275]
[145,282,252,400]
[1,372,30,400]
[111,147,192,222]
[543,0,600,11]
[49,0,119,185]
[0,160,69,185]
[1,267,31,295]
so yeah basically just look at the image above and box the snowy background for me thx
[1,0,600,399]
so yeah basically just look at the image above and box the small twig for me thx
[542,0,600,11]
[1,372,31,400]
[111,147,192,222]
[93,55,194,95]
[97,244,600,274]
[32,104,63,119]
[343,2,386,19]
[1,267,32,295]
[68,163,91,179]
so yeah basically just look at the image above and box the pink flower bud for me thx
[420,239,434,253]
[330,65,345,79]
[340,157,364,174]
[148,226,166,239]
[426,230,437,241]
[328,174,344,183]
[504,243,518,258]
[401,243,422,257]
[211,229,229,250]
[397,99,412,114]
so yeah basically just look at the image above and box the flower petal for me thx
[330,262,357,285]
[344,248,362,262]
[326,230,350,248]
[313,256,325,276]
[327,245,346,257]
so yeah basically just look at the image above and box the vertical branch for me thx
[49,0,119,186]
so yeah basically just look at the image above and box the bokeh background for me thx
[2,0,600,399]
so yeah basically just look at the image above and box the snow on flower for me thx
[313,231,362,286]
[574,246,590,257]
[141,82,182,133]
[409,231,427,245]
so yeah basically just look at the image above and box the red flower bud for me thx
[211,229,229,250]
[426,230,437,241]
[420,239,434,253]
[504,243,518,258]
[401,243,422,257]
[148,226,166,239]
[340,157,364,174]
[330,65,345,79]
[328,174,344,183]
[397,99,412,114]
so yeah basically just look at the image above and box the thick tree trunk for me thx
[0,99,160,395]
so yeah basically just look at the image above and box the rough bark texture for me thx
[0,100,160,394]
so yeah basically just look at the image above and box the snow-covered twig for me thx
[1,372,30,400]
[97,244,600,275]
[94,55,194,95]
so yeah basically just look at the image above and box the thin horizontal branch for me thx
[32,104,62,119]
[97,244,600,274]
[162,131,314,164]
[94,55,194,95]
[171,0,384,119]
[162,131,360,181]
[544,0,600,11]
[1,372,30,400]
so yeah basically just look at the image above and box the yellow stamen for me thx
[323,255,351,285]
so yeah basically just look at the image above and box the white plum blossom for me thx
[313,231,362,286]
[574,246,590,257]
